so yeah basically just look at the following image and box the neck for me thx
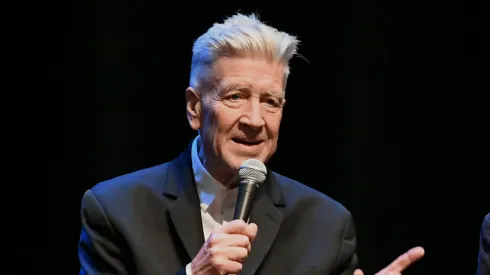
[198,141,238,189]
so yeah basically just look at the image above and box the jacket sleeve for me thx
[78,190,188,275]
[476,213,490,275]
[78,189,131,275]
[333,213,359,275]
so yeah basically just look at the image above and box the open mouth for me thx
[232,138,263,146]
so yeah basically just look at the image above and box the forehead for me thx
[211,56,285,93]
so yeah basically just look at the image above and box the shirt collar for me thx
[191,136,235,212]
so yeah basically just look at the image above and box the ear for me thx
[186,87,201,131]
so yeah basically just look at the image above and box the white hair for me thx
[189,13,300,90]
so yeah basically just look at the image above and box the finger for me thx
[382,246,425,273]
[218,219,249,234]
[224,246,249,262]
[214,259,243,275]
[219,220,258,241]
[216,233,251,249]
[209,246,249,262]
[354,268,364,275]
[245,222,258,241]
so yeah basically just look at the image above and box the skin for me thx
[190,220,257,275]
[186,56,284,274]
[186,55,286,187]
[354,247,425,275]
[185,55,425,274]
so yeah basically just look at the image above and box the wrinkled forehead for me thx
[210,56,286,94]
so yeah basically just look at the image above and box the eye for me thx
[228,93,243,101]
[264,95,283,108]
[266,98,280,106]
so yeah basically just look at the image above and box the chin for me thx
[226,157,248,171]
[221,144,272,169]
[226,154,268,169]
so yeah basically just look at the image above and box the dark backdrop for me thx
[56,1,487,275]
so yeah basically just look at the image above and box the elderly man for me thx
[477,213,490,275]
[78,13,424,275]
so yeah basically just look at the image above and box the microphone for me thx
[233,159,267,221]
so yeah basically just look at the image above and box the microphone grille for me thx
[238,159,267,182]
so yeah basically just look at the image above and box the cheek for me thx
[266,115,282,138]
[214,108,241,133]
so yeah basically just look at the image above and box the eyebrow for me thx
[221,84,284,98]
[221,84,251,93]
[265,91,285,99]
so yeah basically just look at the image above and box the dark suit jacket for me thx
[477,213,490,275]
[78,147,358,275]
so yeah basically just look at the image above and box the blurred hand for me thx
[191,219,258,275]
[354,246,425,275]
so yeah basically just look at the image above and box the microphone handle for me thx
[233,179,258,221]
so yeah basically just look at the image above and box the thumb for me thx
[354,269,364,275]
[248,222,258,241]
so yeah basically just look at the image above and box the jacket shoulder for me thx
[484,213,490,229]
[272,171,351,217]
[88,162,171,203]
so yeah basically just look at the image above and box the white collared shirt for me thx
[186,136,238,274]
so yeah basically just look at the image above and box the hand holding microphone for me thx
[191,220,257,275]
[191,159,267,275]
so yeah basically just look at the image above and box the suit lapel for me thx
[164,149,205,260]
[241,171,285,275]
[162,146,286,273]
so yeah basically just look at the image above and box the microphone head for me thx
[238,159,267,183]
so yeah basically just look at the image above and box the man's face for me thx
[186,56,286,179]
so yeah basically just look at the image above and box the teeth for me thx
[234,139,260,145]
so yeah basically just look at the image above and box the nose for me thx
[239,100,265,129]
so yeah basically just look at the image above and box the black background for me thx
[54,1,487,274]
